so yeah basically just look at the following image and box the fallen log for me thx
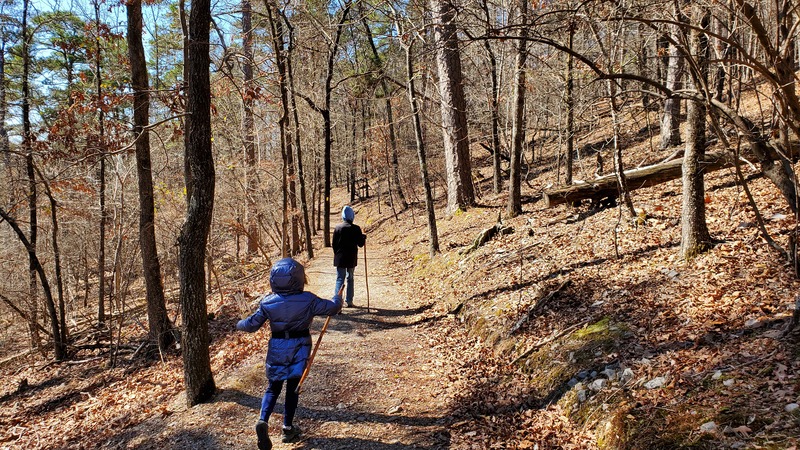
[508,280,571,336]
[543,150,736,208]
[459,213,514,255]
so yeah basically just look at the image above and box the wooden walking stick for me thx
[296,285,343,394]
[364,249,371,312]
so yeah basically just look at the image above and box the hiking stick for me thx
[295,285,343,394]
[295,315,331,394]
[364,243,370,313]
[294,316,331,394]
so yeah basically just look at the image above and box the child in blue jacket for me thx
[237,257,343,450]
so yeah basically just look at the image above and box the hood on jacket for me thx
[269,258,305,294]
[342,205,355,223]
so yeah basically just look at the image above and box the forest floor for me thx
[0,196,465,450]
[100,242,456,450]
[3,117,800,449]
[3,168,800,449]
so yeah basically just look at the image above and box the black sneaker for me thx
[281,425,302,443]
[256,420,272,450]
[346,302,354,308]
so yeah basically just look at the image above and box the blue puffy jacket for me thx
[237,258,342,381]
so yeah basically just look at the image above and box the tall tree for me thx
[180,0,216,405]
[284,14,314,259]
[127,0,174,351]
[507,0,528,218]
[295,1,351,247]
[264,0,290,257]
[362,11,407,209]
[0,2,10,171]
[430,0,474,215]
[0,208,66,360]
[242,0,259,256]
[478,0,502,194]
[660,3,685,150]
[396,11,439,255]
[93,0,107,327]
[21,0,41,351]
[564,21,575,186]
[680,5,711,259]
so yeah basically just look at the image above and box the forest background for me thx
[1,0,800,447]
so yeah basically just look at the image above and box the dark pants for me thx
[260,378,300,427]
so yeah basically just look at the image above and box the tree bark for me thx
[21,0,41,351]
[0,208,65,360]
[37,171,68,348]
[0,25,8,170]
[264,2,291,257]
[127,0,174,351]
[564,23,575,186]
[362,15,407,209]
[660,5,686,150]
[431,0,475,214]
[292,2,350,247]
[543,150,735,207]
[284,18,314,259]
[179,0,192,204]
[401,28,439,255]
[94,0,107,327]
[242,0,260,256]
[478,0,503,195]
[680,6,712,260]
[180,0,216,405]
[507,0,529,218]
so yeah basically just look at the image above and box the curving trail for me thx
[117,242,451,450]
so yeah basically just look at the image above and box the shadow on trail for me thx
[296,406,451,449]
[101,428,224,450]
[298,404,447,428]
[214,388,261,411]
[295,436,449,450]
[327,303,442,331]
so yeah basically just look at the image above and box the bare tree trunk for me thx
[564,23,575,186]
[242,0,260,256]
[362,15,407,209]
[20,0,41,352]
[180,0,216,405]
[290,3,350,248]
[324,5,350,247]
[478,0,503,195]
[350,104,357,203]
[285,23,314,259]
[93,0,108,327]
[0,25,8,171]
[681,5,712,260]
[127,0,174,351]
[508,0,529,218]
[431,0,474,214]
[38,172,68,348]
[286,116,299,256]
[0,208,65,360]
[264,1,291,257]
[281,131,289,257]
[712,8,731,102]
[400,24,439,255]
[179,0,192,203]
[660,5,686,150]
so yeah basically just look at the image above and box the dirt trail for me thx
[115,245,451,450]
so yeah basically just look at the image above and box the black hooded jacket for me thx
[332,221,365,268]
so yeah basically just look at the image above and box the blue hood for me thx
[269,258,305,294]
[342,205,354,222]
